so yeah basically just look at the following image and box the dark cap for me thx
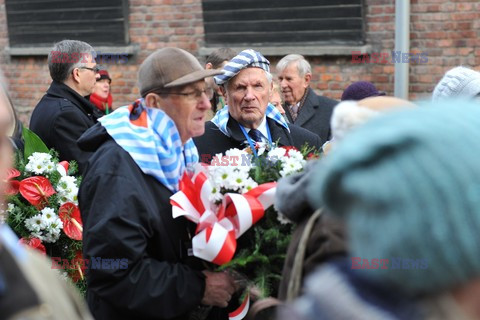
[139,47,223,97]
[341,81,386,101]
[97,70,111,83]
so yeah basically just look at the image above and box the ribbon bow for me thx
[170,167,276,265]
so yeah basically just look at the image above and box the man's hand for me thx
[201,270,236,308]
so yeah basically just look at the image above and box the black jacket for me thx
[284,88,337,145]
[29,81,103,173]
[78,123,218,320]
[193,117,322,163]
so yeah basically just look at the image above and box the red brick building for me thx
[0,0,479,124]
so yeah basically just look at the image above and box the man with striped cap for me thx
[194,49,321,162]
[77,48,236,320]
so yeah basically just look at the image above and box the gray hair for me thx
[48,40,95,83]
[276,54,312,77]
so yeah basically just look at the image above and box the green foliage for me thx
[6,148,86,295]
[22,127,49,162]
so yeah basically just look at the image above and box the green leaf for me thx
[22,127,49,162]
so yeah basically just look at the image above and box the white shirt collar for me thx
[245,116,268,141]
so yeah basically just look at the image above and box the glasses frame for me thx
[79,66,100,74]
[155,87,214,101]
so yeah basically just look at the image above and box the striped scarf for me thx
[99,98,199,192]
[211,102,290,137]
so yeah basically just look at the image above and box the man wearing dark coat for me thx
[29,40,103,173]
[78,47,236,320]
[194,49,322,162]
[276,54,338,144]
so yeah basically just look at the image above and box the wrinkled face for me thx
[76,54,100,96]
[225,68,272,129]
[278,62,310,106]
[158,80,212,143]
[93,79,110,99]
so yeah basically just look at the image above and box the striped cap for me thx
[214,49,270,85]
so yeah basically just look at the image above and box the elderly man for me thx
[30,40,103,173]
[194,49,321,161]
[77,48,236,320]
[276,54,337,144]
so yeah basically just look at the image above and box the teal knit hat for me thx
[307,100,480,294]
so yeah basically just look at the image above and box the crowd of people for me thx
[1,38,480,320]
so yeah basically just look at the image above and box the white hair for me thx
[276,54,311,76]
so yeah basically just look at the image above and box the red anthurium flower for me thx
[280,146,298,157]
[307,152,320,160]
[19,176,56,209]
[59,202,83,240]
[18,237,46,255]
[4,168,20,195]
[70,250,86,283]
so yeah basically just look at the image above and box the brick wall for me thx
[1,0,480,125]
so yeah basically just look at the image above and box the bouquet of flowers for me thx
[171,142,319,301]
[2,129,85,293]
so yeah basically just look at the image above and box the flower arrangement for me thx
[172,142,319,301]
[2,129,85,293]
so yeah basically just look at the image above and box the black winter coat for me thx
[284,88,337,145]
[78,123,224,320]
[193,117,322,163]
[30,81,103,173]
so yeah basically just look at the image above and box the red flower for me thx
[19,176,56,209]
[70,250,86,283]
[4,168,20,195]
[307,152,320,160]
[18,237,46,255]
[280,146,298,157]
[59,202,83,240]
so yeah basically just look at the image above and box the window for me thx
[5,0,129,48]
[202,0,364,47]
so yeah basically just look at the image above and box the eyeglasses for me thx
[79,66,100,74]
[157,87,215,101]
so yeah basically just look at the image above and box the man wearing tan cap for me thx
[78,48,236,320]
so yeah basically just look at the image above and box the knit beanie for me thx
[307,100,480,295]
[432,66,480,101]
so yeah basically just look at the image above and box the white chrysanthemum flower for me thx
[41,207,57,223]
[267,147,287,160]
[43,218,63,243]
[25,152,56,174]
[241,177,258,193]
[228,170,249,192]
[25,214,47,232]
[209,185,224,203]
[7,203,15,213]
[31,231,45,241]
[280,158,304,177]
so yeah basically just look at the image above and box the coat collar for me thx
[293,87,318,127]
[226,116,293,147]
[47,81,103,119]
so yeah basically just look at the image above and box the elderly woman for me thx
[89,69,113,114]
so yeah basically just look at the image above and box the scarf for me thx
[98,98,199,192]
[211,102,289,137]
[90,92,113,114]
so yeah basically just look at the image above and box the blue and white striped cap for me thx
[214,49,270,85]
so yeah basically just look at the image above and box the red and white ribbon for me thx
[170,168,276,265]
[229,293,250,320]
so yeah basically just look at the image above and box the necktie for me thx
[248,129,263,143]
[290,104,299,122]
